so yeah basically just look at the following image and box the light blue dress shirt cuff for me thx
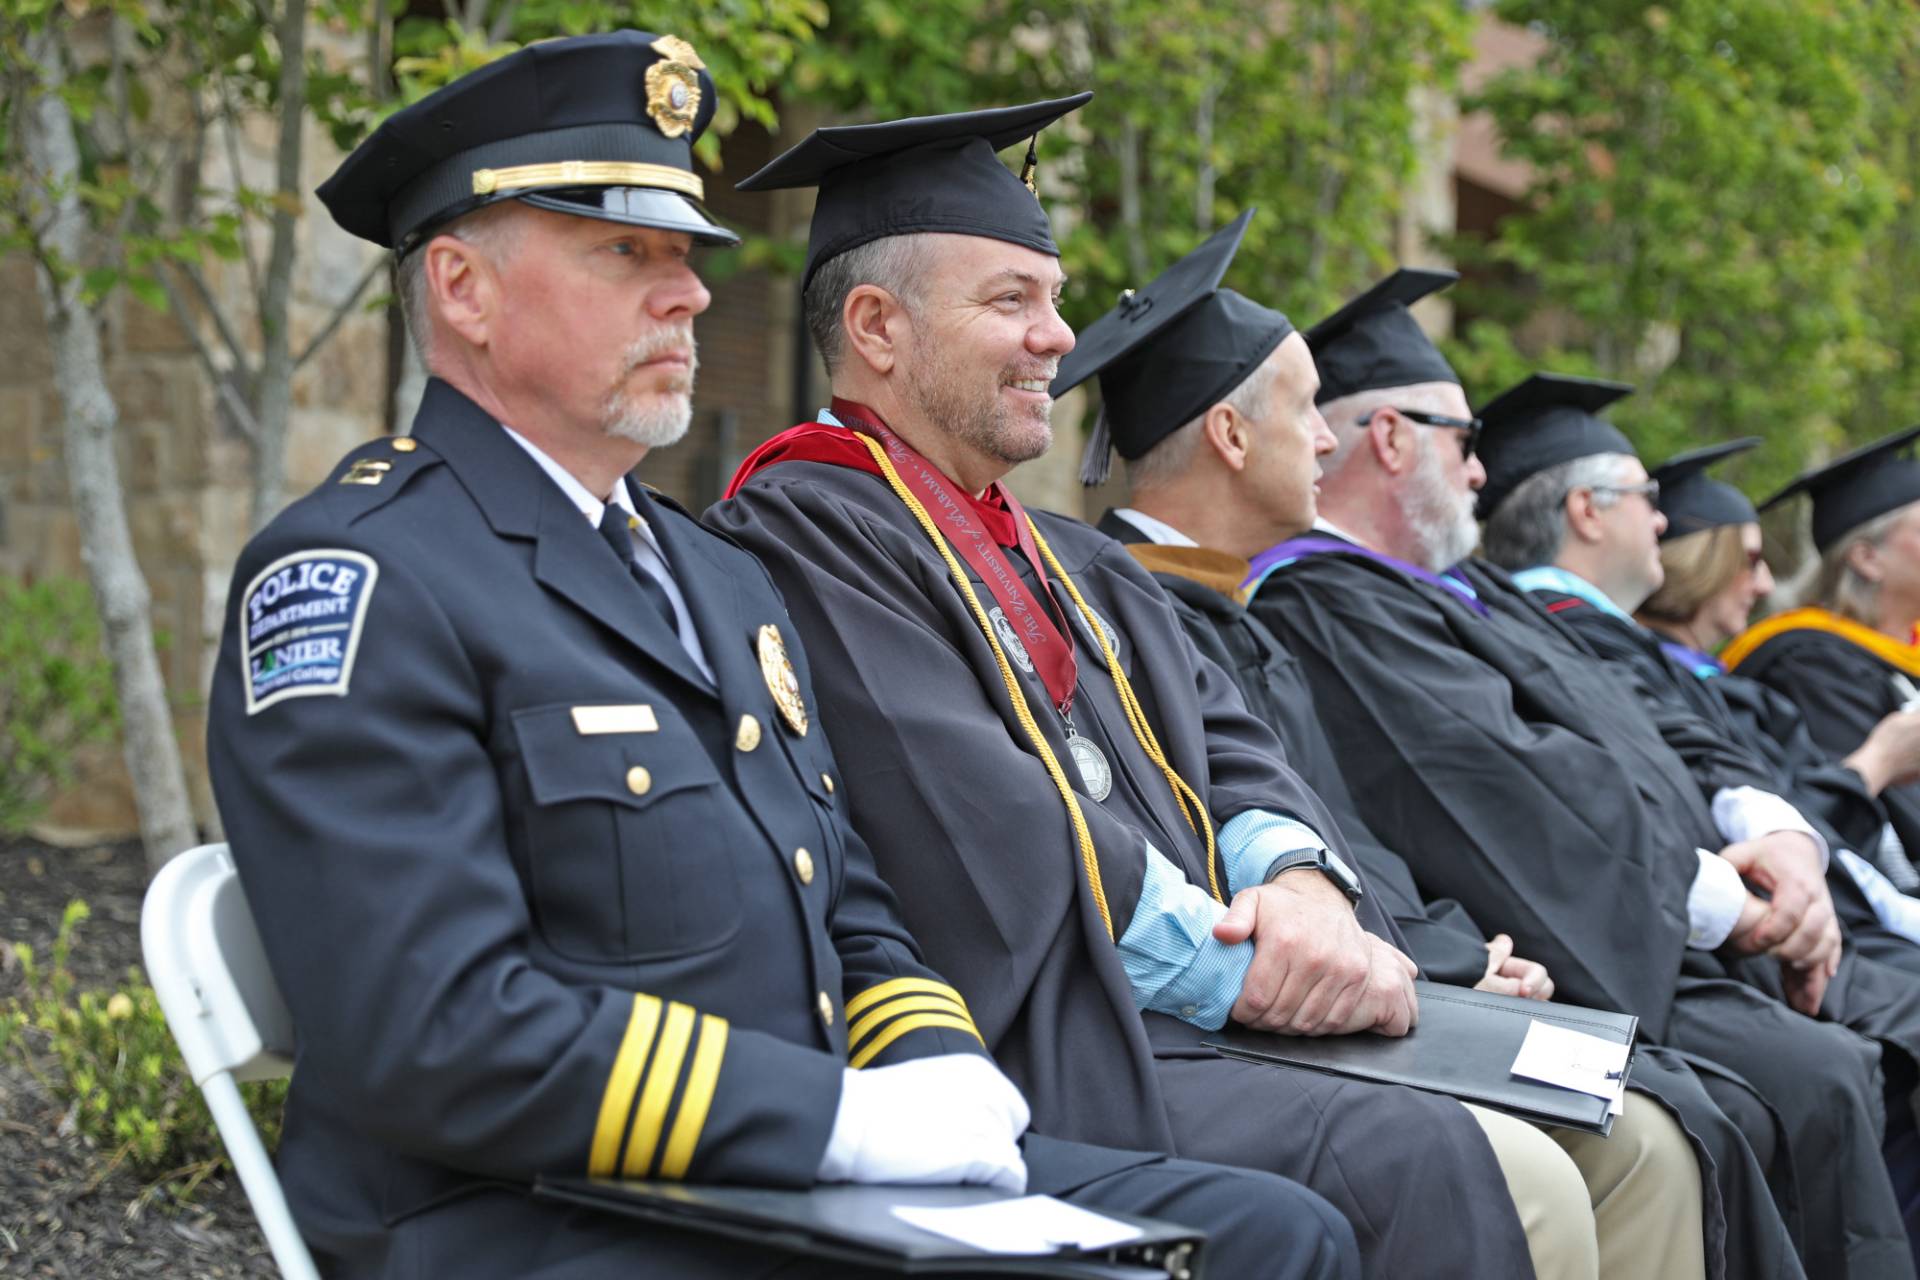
[1117,841,1252,1031]
[1218,809,1330,897]
[1839,848,1920,945]
[1688,848,1748,949]
[1710,786,1829,872]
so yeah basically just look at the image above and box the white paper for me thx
[891,1195,1144,1255]
[1511,1019,1630,1106]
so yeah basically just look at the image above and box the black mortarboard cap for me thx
[1652,438,1761,541]
[1760,425,1920,553]
[1305,267,1460,404]
[735,94,1092,291]
[1474,373,1636,519]
[318,31,738,254]
[1051,211,1296,485]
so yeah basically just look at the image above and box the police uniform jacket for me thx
[204,379,1003,1276]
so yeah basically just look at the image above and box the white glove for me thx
[816,1053,1030,1193]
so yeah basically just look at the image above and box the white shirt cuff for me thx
[1711,786,1829,871]
[1687,848,1749,949]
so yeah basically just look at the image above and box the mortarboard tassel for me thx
[1079,403,1113,487]
[1020,137,1039,197]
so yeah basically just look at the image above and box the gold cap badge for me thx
[757,624,809,736]
[646,36,704,139]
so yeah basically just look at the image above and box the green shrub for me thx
[0,575,118,834]
[0,899,287,1196]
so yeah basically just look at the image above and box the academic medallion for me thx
[1065,732,1112,802]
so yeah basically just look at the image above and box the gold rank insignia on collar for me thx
[757,624,808,736]
[340,459,392,486]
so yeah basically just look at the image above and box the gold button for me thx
[794,847,815,885]
[818,991,834,1026]
[625,766,652,796]
[821,773,835,794]
[735,714,762,752]
[391,436,418,453]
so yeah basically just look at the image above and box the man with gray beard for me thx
[1245,273,1917,1280]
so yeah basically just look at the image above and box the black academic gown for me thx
[1530,592,1920,977]
[709,460,1534,1280]
[1250,543,1913,1280]
[1097,513,1800,1280]
[1737,625,1920,893]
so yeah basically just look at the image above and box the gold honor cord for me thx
[856,434,1114,938]
[1027,520,1222,905]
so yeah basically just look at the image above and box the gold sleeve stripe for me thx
[848,1012,983,1070]
[847,993,973,1052]
[659,1014,729,1179]
[589,994,663,1176]
[844,977,971,1023]
[622,1000,696,1177]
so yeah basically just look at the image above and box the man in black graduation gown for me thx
[1479,407,1920,980]
[1474,386,1920,1264]
[1240,273,1918,1280]
[1727,429,1920,894]
[1057,217,1805,1280]
[201,38,1366,1280]
[708,102,1712,1280]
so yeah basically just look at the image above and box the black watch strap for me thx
[1264,846,1363,904]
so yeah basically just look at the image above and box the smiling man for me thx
[702,103,1606,1279]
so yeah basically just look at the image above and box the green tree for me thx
[1455,0,1905,497]
[788,0,1474,331]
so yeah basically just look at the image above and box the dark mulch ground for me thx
[0,836,278,1278]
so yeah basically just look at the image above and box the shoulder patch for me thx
[240,550,379,714]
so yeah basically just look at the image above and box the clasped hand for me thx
[1213,870,1418,1036]
[1722,831,1841,1016]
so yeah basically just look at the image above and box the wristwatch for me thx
[1263,845,1363,905]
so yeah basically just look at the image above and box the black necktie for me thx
[597,505,682,635]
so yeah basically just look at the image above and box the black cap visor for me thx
[518,185,739,246]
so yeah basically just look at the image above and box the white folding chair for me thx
[142,841,321,1280]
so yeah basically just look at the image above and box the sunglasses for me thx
[1357,407,1483,460]
[1589,480,1662,505]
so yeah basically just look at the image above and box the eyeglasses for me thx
[1589,480,1662,505]
[1357,407,1483,460]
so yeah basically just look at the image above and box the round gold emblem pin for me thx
[757,624,809,736]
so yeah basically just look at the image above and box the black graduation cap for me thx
[318,31,738,254]
[1304,268,1460,405]
[1651,438,1761,541]
[735,94,1092,291]
[1050,211,1296,486]
[1760,425,1920,553]
[1474,373,1636,520]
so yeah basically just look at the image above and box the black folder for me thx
[535,1177,1205,1277]
[1205,981,1638,1136]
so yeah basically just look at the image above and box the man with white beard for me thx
[1244,274,1918,1280]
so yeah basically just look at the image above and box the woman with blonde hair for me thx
[1670,432,1920,919]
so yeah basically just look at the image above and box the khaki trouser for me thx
[1466,1097,1706,1280]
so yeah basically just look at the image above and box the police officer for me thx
[204,31,1360,1280]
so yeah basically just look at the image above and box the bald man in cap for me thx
[203,37,1365,1280]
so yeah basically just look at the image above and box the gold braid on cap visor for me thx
[471,161,704,200]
